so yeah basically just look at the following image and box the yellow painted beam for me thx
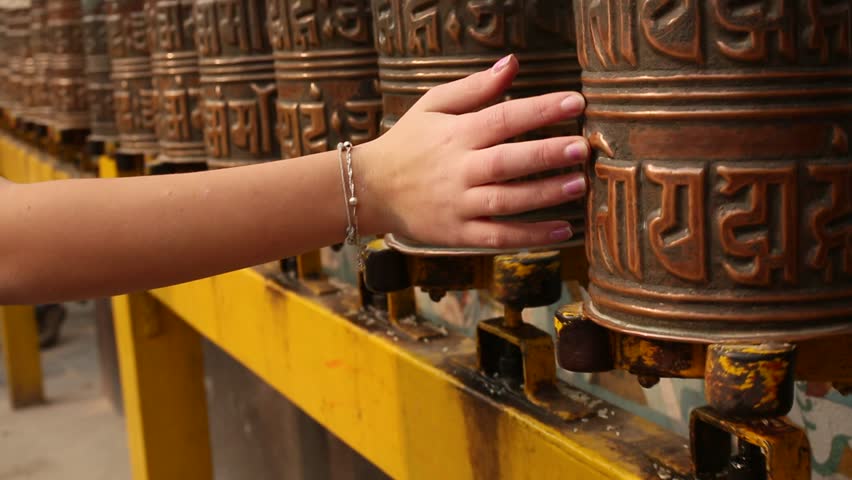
[112,292,213,480]
[149,268,691,480]
[0,306,45,409]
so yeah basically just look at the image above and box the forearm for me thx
[0,148,376,304]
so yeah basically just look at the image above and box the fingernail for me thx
[563,176,586,196]
[492,54,512,75]
[550,225,573,241]
[560,94,585,113]
[564,142,588,162]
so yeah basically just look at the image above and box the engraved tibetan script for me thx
[718,165,798,286]
[218,0,264,52]
[639,0,702,63]
[203,83,276,157]
[645,165,707,282]
[580,0,637,67]
[594,163,642,280]
[466,0,526,49]
[405,0,440,55]
[276,99,327,157]
[162,87,202,141]
[345,99,382,143]
[711,0,796,62]
[804,0,852,63]
[808,164,852,282]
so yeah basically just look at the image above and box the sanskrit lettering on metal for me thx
[26,0,51,124]
[83,0,119,141]
[196,0,278,168]
[371,0,583,230]
[0,5,8,109]
[577,0,852,342]
[107,0,159,154]
[149,0,205,163]
[46,0,90,130]
[269,0,381,158]
[5,3,31,116]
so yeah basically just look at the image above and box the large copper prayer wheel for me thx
[0,5,8,110]
[576,0,852,343]
[195,0,278,168]
[148,0,205,163]
[46,0,90,130]
[5,2,30,117]
[27,0,51,124]
[106,0,159,154]
[268,0,381,158]
[371,0,584,245]
[82,0,120,142]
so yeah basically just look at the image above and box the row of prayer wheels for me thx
[0,0,580,169]
[0,0,850,413]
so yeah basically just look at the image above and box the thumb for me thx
[412,54,519,115]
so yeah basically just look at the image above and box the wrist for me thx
[353,138,392,237]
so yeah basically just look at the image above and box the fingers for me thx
[460,220,574,250]
[465,136,589,186]
[412,54,519,115]
[459,172,586,219]
[462,92,586,149]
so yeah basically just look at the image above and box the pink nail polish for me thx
[562,176,586,196]
[492,54,512,74]
[550,225,573,241]
[564,142,588,162]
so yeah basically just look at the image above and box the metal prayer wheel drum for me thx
[0,5,8,110]
[5,3,31,117]
[46,0,90,130]
[106,0,159,155]
[268,0,382,158]
[82,0,120,142]
[370,0,584,240]
[148,0,205,164]
[576,0,852,343]
[27,0,51,124]
[195,0,278,168]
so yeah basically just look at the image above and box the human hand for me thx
[359,54,589,249]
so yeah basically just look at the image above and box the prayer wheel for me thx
[27,0,51,125]
[371,0,584,249]
[106,0,159,155]
[575,0,852,343]
[46,0,90,130]
[0,3,8,111]
[148,0,205,164]
[268,0,382,158]
[5,1,30,118]
[82,0,120,142]
[196,0,278,168]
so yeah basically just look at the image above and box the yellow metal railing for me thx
[0,132,692,480]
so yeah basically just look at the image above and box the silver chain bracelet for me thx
[337,141,365,270]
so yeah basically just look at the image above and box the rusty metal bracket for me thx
[690,407,811,480]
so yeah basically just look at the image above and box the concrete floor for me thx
[0,302,130,480]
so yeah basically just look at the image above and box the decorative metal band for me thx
[378,54,580,93]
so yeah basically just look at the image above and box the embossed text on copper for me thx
[5,3,31,117]
[370,0,583,228]
[83,0,119,141]
[576,0,852,342]
[0,5,8,110]
[46,0,90,130]
[196,0,278,168]
[148,0,205,163]
[26,0,51,124]
[106,0,159,154]
[269,0,381,158]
